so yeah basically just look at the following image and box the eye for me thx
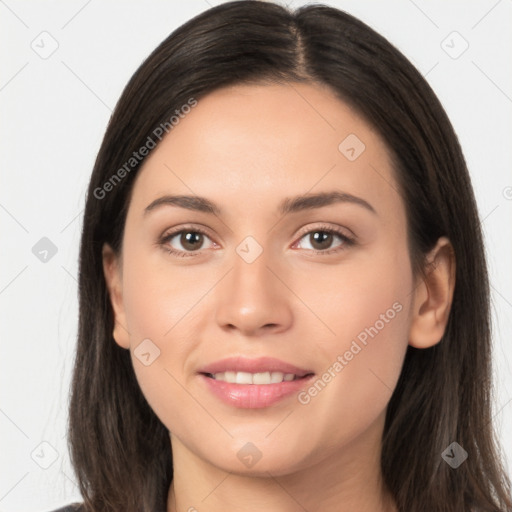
[293,225,355,255]
[159,226,216,257]
[158,224,355,258]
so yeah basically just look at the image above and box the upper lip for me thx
[198,356,314,377]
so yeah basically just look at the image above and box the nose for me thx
[214,246,293,337]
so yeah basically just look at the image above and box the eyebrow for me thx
[143,190,377,217]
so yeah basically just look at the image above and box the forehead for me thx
[128,82,401,222]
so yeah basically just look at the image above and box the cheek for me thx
[292,239,412,353]
[294,247,412,446]
[119,247,216,424]
[121,243,211,344]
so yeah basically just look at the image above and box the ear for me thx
[408,236,456,349]
[102,243,130,349]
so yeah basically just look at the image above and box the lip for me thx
[198,356,315,409]
[197,356,313,377]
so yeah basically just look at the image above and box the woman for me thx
[55,1,512,511]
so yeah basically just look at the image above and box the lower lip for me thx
[199,374,314,409]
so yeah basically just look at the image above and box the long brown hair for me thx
[68,1,512,510]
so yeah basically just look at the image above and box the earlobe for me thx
[102,243,130,349]
[408,237,456,349]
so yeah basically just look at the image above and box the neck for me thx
[167,412,397,512]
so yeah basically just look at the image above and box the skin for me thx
[102,82,455,512]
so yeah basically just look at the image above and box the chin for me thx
[204,437,315,477]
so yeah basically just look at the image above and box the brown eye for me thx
[160,228,215,257]
[296,228,352,254]
[308,231,335,251]
[179,231,205,251]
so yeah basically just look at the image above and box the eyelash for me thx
[158,224,355,258]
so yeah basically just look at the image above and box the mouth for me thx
[197,357,315,408]
[202,371,312,384]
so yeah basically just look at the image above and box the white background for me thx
[1,1,511,510]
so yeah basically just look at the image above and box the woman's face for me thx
[104,82,417,476]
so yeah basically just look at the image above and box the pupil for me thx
[182,232,202,250]
[312,231,332,249]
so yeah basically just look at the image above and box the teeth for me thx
[224,371,236,383]
[253,371,271,384]
[236,371,253,384]
[270,371,284,383]
[210,371,298,384]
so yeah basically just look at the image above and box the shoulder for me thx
[47,505,85,512]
